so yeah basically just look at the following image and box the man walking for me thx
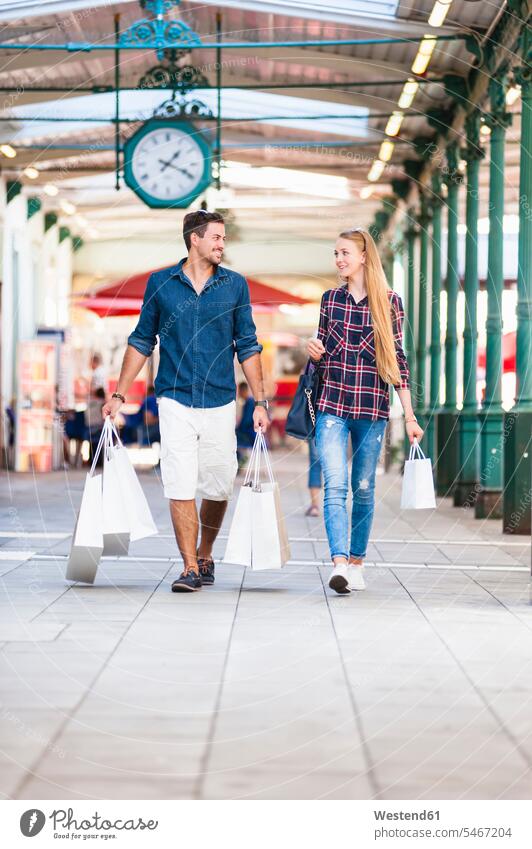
[102,210,269,592]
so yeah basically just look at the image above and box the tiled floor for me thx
[0,446,530,799]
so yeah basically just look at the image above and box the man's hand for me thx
[406,420,424,444]
[101,397,123,421]
[253,405,270,433]
[307,338,325,363]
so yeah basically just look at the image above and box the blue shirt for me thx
[127,259,263,409]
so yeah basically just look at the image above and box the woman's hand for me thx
[406,419,424,444]
[307,338,325,363]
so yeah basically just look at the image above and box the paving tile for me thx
[1,452,531,800]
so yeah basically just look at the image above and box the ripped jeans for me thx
[315,411,387,560]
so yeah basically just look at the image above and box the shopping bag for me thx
[224,484,253,566]
[224,430,291,569]
[401,438,436,509]
[66,428,105,583]
[102,419,130,556]
[109,419,158,542]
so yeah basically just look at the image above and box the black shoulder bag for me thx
[285,359,322,441]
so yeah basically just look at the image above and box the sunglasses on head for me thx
[346,228,367,251]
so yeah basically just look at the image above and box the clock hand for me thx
[158,158,194,179]
[158,148,182,172]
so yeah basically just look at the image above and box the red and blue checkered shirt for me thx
[316,285,410,421]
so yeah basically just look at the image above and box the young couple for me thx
[103,212,422,595]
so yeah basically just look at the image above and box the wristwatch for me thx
[255,400,269,410]
[112,392,125,403]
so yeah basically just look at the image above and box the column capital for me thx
[416,193,432,227]
[391,178,411,202]
[443,139,464,189]
[461,109,486,163]
[484,73,513,130]
[404,206,419,239]
[513,23,532,91]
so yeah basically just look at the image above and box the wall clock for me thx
[123,118,212,209]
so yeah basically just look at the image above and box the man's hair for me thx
[183,210,224,251]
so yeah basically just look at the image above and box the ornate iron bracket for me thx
[138,48,209,93]
[120,0,202,60]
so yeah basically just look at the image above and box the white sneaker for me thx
[349,565,366,591]
[329,563,351,594]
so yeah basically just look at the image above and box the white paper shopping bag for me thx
[109,420,158,542]
[401,439,436,509]
[251,483,290,570]
[102,420,130,556]
[224,484,253,566]
[224,430,291,569]
[66,429,106,584]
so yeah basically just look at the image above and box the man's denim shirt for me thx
[127,259,263,409]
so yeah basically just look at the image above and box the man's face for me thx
[193,222,226,265]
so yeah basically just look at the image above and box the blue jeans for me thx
[308,437,323,489]
[315,412,387,560]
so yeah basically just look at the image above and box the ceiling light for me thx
[43,183,58,197]
[428,0,453,28]
[367,160,385,182]
[23,166,39,179]
[0,144,16,158]
[360,186,374,199]
[398,79,419,110]
[379,140,395,162]
[480,124,491,136]
[385,111,404,137]
[411,35,437,75]
[60,199,76,215]
[506,85,521,106]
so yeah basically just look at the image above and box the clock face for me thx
[124,120,212,209]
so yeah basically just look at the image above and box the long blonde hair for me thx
[338,227,401,385]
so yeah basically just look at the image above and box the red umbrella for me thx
[75,267,309,317]
[477,331,516,373]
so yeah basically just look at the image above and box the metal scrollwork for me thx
[152,93,213,119]
[139,51,209,93]
[120,0,201,60]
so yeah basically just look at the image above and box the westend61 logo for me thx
[20,810,46,837]
[19,808,159,839]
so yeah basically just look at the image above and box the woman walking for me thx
[308,228,423,595]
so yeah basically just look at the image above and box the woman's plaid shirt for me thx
[315,285,411,421]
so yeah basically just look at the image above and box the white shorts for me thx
[157,396,238,501]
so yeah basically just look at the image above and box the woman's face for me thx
[334,237,365,279]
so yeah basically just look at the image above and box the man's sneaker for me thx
[171,570,202,592]
[198,556,215,585]
[349,565,366,591]
[328,562,351,594]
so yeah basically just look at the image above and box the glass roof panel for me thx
[5,89,370,142]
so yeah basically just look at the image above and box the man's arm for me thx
[233,276,269,432]
[102,346,148,420]
[103,274,160,420]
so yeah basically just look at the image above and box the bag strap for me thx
[243,430,261,487]
[408,438,425,461]
[89,419,109,476]
[259,430,275,485]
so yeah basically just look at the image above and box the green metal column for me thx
[436,141,462,495]
[503,24,532,535]
[476,75,511,519]
[404,210,417,397]
[416,195,431,425]
[427,172,443,462]
[454,109,485,506]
